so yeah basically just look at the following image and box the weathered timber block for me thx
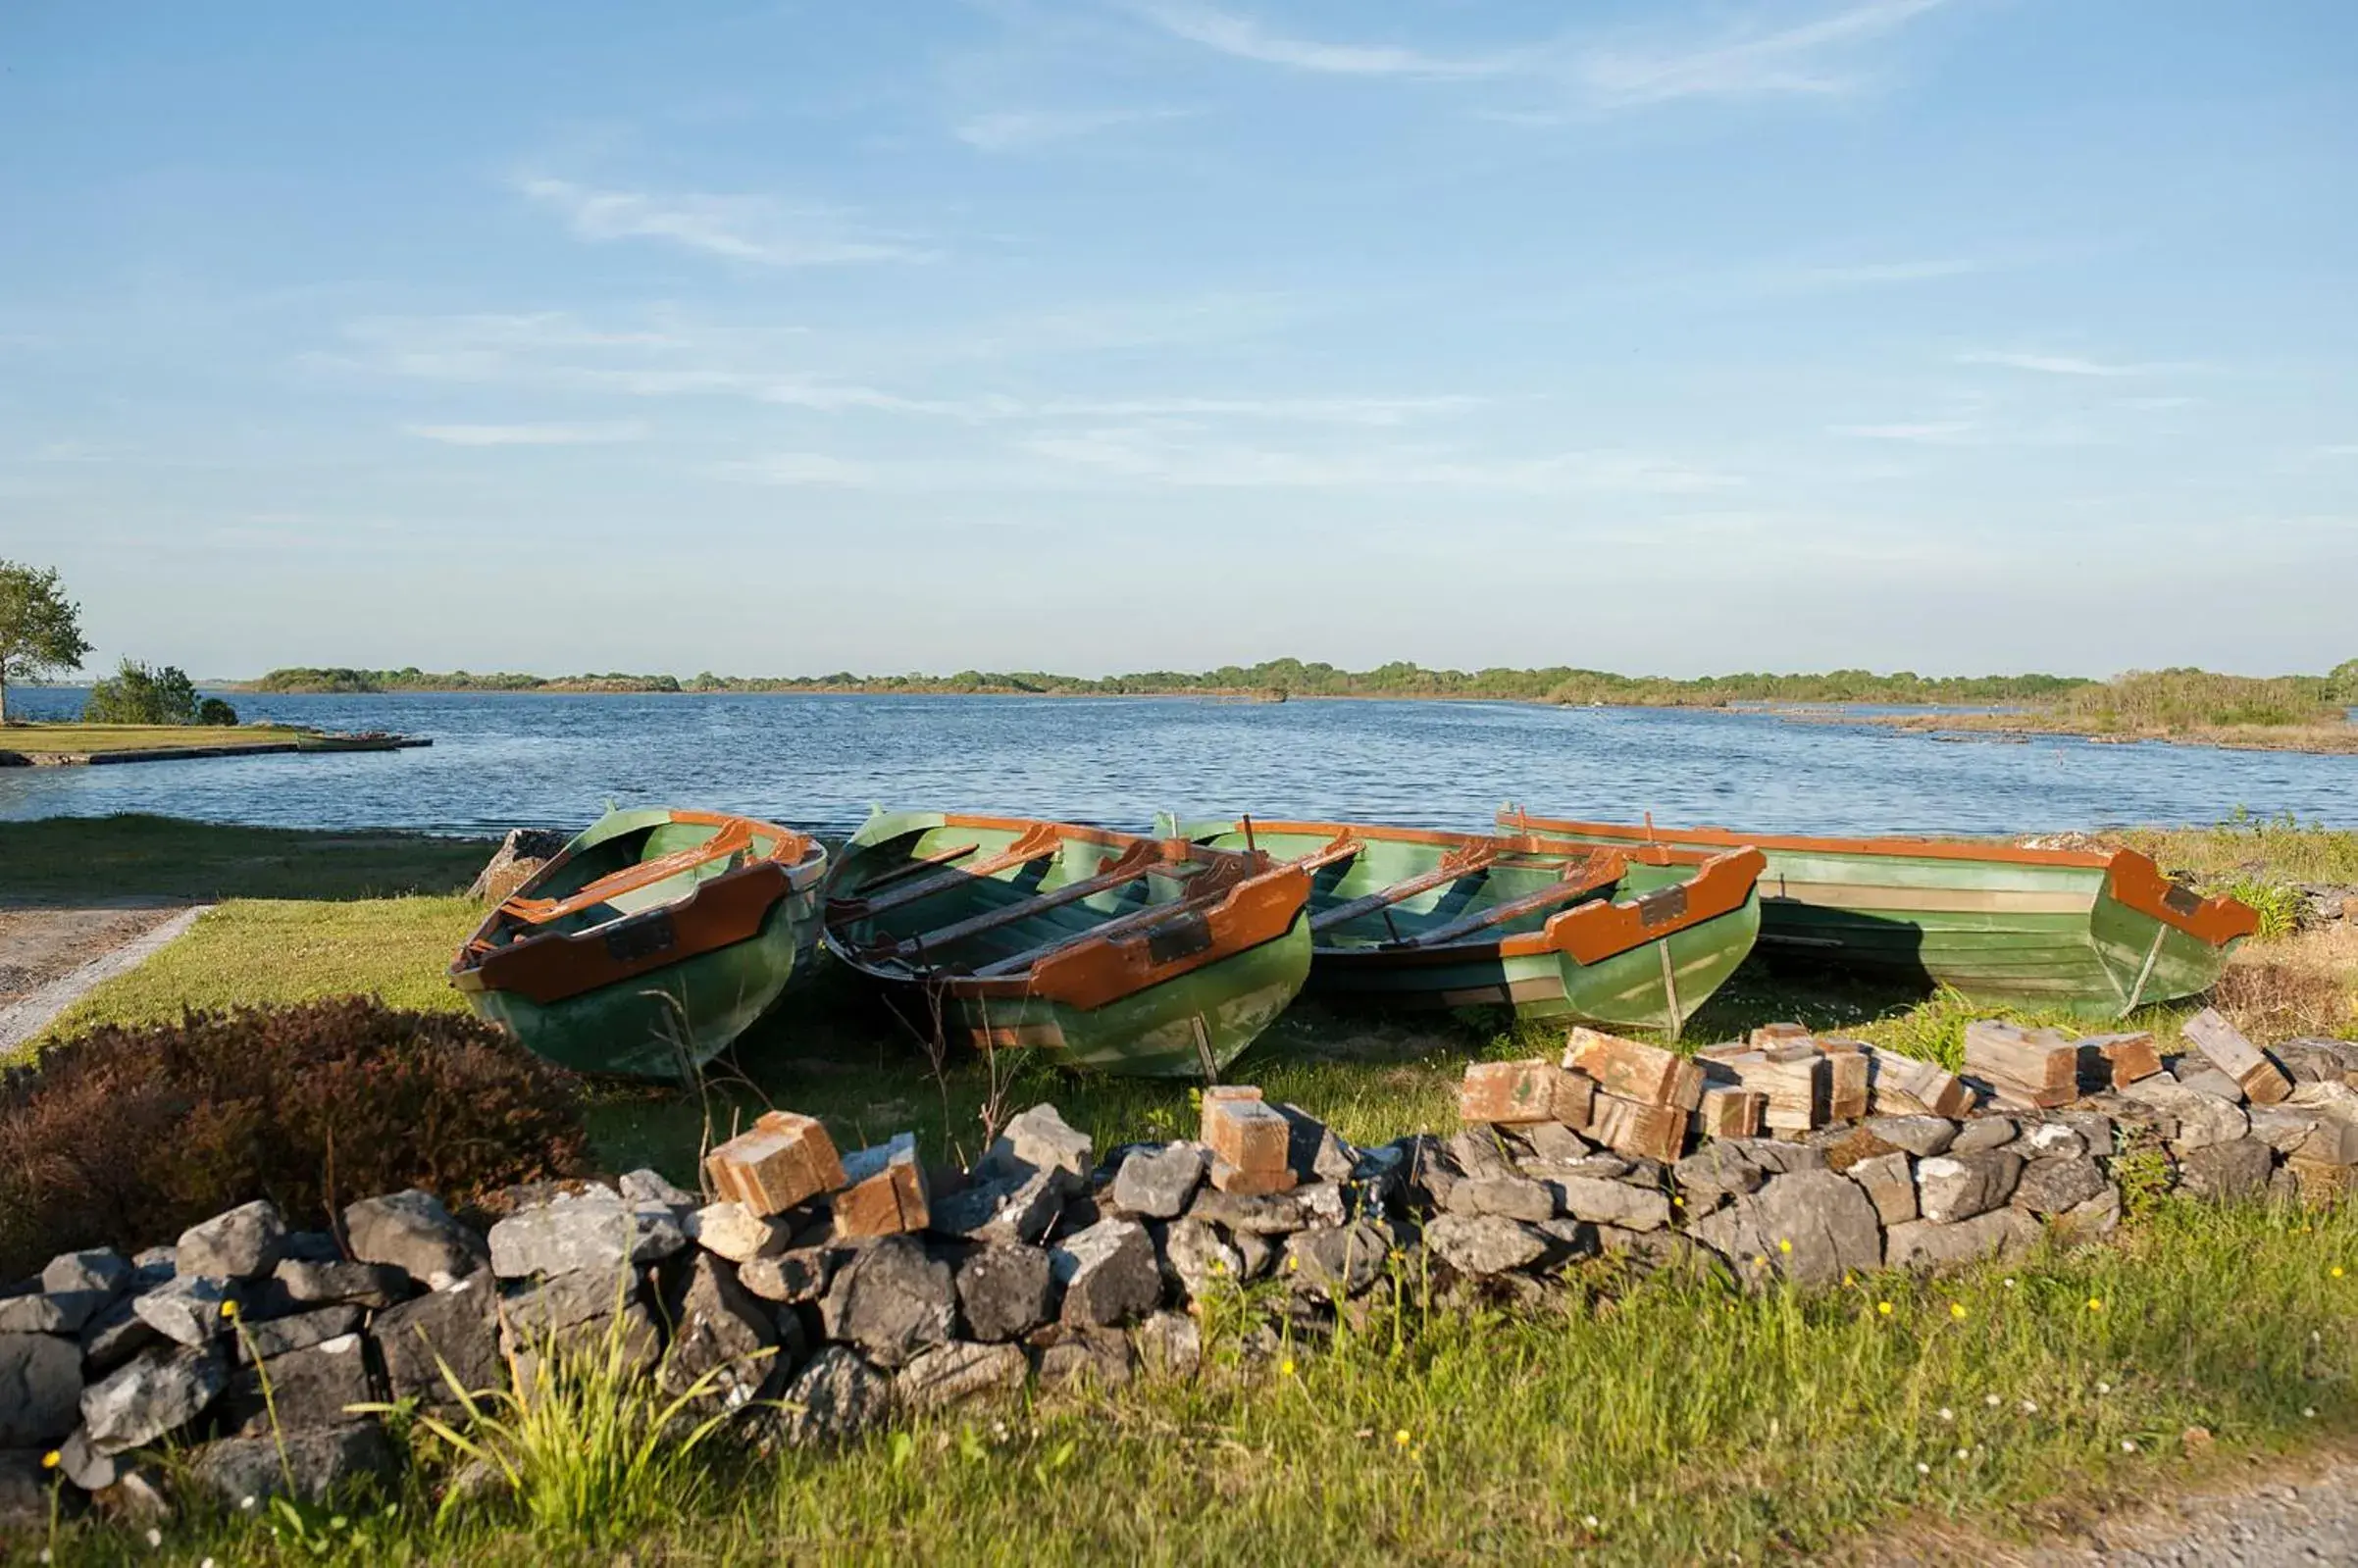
[2078,1032,2164,1088]
[1206,1156,1298,1196]
[1964,1020,2079,1098]
[1459,1059,1592,1127]
[1588,1091,1688,1163]
[833,1134,929,1239]
[1819,1044,1871,1123]
[1697,1087,1765,1139]
[1202,1096,1292,1175]
[1868,1051,1976,1118]
[1563,1027,1704,1111]
[1748,1022,1813,1048]
[2182,1008,2291,1105]
[706,1112,846,1217]
[1718,1045,1827,1130]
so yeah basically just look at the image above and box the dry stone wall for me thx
[6,1009,2358,1527]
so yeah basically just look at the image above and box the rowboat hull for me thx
[1498,809,2258,1016]
[451,807,827,1079]
[1168,819,1763,1038]
[824,811,1312,1079]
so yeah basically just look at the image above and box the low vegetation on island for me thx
[240,659,2357,751]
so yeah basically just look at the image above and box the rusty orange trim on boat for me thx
[451,814,826,1007]
[952,855,1311,1013]
[1538,846,1767,965]
[2105,848,2261,944]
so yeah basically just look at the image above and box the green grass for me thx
[31,1200,2358,1565]
[0,722,312,754]
[33,896,483,1039]
[2120,811,2358,888]
[0,814,491,902]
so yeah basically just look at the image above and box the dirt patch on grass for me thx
[0,900,186,1006]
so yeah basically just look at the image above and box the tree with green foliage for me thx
[2331,659,2358,704]
[82,660,205,726]
[0,559,93,724]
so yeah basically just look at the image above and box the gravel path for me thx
[2019,1454,2358,1566]
[0,903,211,1052]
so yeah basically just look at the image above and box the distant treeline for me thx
[244,661,2101,706]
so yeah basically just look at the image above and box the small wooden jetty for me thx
[0,732,432,768]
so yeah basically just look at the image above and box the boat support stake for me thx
[1189,1014,1219,1081]
[2120,923,2170,1018]
[1658,940,1685,1040]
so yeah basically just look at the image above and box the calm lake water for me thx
[4,688,2353,838]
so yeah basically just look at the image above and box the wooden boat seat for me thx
[499,821,755,928]
[835,822,1065,920]
[970,854,1256,978]
[887,839,1193,960]
[1292,833,1363,874]
[1307,842,1502,935]
[1386,853,1624,948]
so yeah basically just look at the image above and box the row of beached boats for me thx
[447,804,2261,1082]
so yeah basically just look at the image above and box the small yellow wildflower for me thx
[41,1451,61,1471]
[1877,1300,1893,1316]
[221,1298,239,1319]
[1950,1302,1968,1320]
[1394,1429,1410,1447]
[2087,1296,2104,1312]
[2333,1266,2345,1280]
[1280,1358,1297,1378]
[1777,1239,1793,1255]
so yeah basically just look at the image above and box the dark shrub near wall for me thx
[0,997,590,1279]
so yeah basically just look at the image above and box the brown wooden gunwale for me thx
[827,814,1312,1014]
[1200,818,1755,963]
[1496,806,2256,947]
[452,811,825,1006]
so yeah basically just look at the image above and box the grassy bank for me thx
[1889,670,2358,753]
[0,814,490,903]
[0,722,312,756]
[21,816,2354,1185]
[12,815,2358,1563]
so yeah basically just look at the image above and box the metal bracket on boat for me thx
[603,911,678,964]
[1635,884,1689,929]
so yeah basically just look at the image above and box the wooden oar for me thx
[893,840,1180,958]
[1388,855,1625,948]
[971,857,1246,978]
[1307,842,1502,935]
[841,821,1065,920]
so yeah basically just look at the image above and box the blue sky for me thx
[2,1,2352,680]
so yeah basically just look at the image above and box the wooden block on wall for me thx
[1563,1027,1704,1110]
[706,1111,846,1217]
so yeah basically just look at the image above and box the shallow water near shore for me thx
[4,687,2353,837]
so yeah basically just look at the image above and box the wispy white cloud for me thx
[1574,0,1954,108]
[1019,426,1738,492]
[515,177,934,266]
[716,453,877,486]
[954,106,1200,152]
[1794,257,1982,286]
[404,421,647,446]
[340,314,1481,428]
[1827,420,1978,442]
[1136,0,1956,111]
[1956,349,2173,378]
[2319,443,2358,458]
[1130,2,1511,78]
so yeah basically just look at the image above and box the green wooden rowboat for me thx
[450,806,828,1078]
[1162,817,1763,1038]
[1498,806,2260,1016]
[823,810,1313,1078]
